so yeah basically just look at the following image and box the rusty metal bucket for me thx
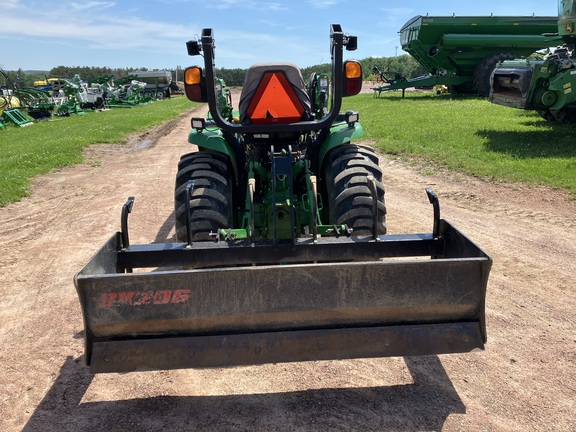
[75,219,491,373]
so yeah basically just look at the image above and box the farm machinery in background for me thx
[1,69,53,128]
[490,0,576,123]
[56,74,152,114]
[373,14,560,97]
[101,74,152,108]
[132,70,175,99]
[371,66,408,90]
[14,87,55,119]
[55,75,91,116]
[34,77,66,96]
[0,88,31,129]
[1,69,172,128]
[74,25,491,374]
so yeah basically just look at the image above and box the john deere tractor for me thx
[175,28,384,243]
[74,25,491,374]
[490,1,576,123]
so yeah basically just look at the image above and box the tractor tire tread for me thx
[174,152,233,242]
[324,144,386,235]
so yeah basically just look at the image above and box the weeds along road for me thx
[0,102,575,431]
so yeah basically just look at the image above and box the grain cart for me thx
[133,70,173,99]
[374,15,559,97]
[74,25,492,374]
[490,1,576,123]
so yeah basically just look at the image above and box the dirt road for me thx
[1,102,575,431]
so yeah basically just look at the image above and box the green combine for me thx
[490,1,576,123]
[374,14,559,97]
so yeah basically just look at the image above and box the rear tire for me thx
[174,151,233,241]
[323,144,386,235]
[473,53,515,97]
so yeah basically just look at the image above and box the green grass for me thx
[0,97,198,206]
[344,92,576,196]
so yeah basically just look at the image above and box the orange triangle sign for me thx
[246,72,304,124]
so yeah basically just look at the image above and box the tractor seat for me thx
[239,63,312,125]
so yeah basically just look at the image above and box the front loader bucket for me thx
[75,219,491,373]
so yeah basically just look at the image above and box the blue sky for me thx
[1,0,558,72]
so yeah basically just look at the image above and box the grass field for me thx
[0,97,197,206]
[1,91,575,207]
[344,92,576,196]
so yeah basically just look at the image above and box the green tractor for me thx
[74,25,491,373]
[490,1,576,123]
[176,28,384,243]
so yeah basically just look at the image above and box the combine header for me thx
[75,25,492,373]
[490,0,576,123]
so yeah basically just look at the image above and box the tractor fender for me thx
[188,130,239,182]
[317,122,364,171]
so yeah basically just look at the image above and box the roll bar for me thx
[187,24,357,134]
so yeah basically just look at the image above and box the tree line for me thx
[1,55,426,89]
[0,66,158,88]
[215,55,426,87]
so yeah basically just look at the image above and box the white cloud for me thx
[4,0,22,10]
[305,0,344,9]
[379,7,414,15]
[0,0,348,69]
[198,0,286,10]
[0,2,195,51]
[69,2,116,11]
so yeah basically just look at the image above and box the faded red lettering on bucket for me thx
[172,289,190,303]
[97,293,117,307]
[153,290,172,304]
[96,289,191,308]
[118,291,136,303]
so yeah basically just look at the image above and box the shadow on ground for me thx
[478,128,576,159]
[23,355,465,431]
